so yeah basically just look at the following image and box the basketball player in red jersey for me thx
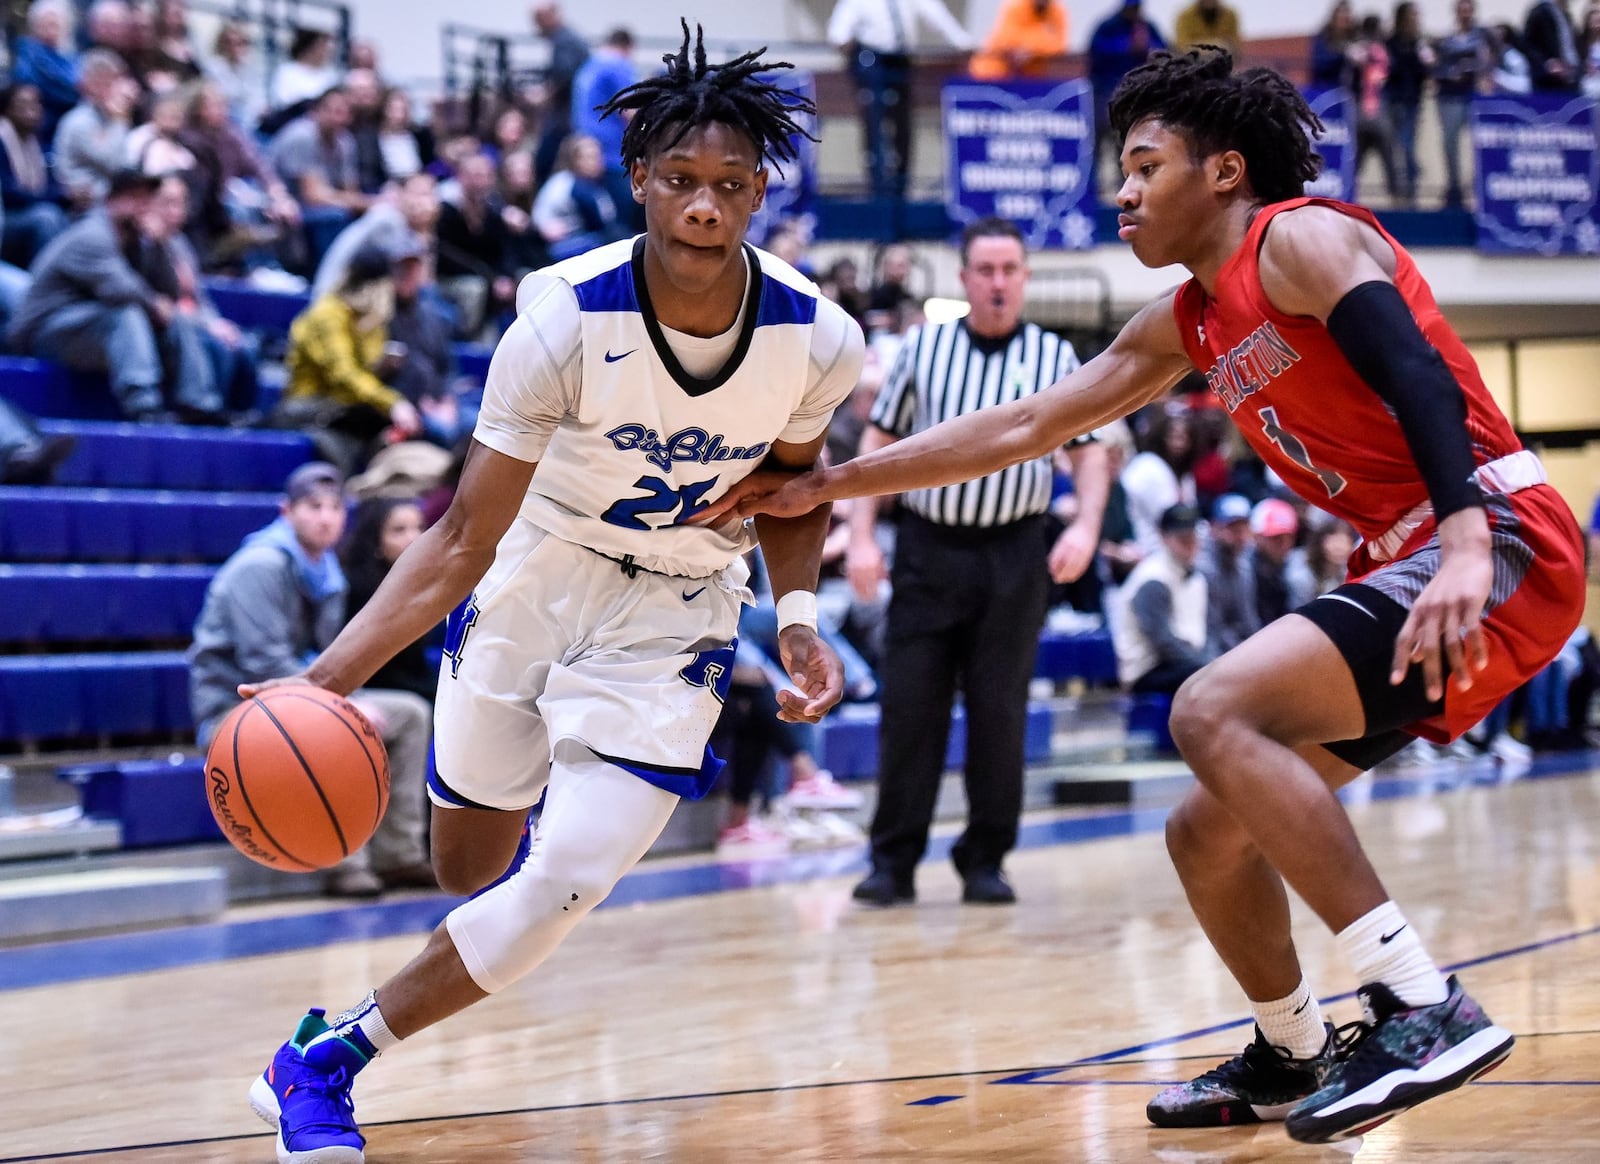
[701,48,1585,1142]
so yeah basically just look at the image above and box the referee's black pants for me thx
[868,513,1053,880]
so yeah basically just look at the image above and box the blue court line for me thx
[0,752,1593,994]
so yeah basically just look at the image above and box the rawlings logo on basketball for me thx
[207,766,278,865]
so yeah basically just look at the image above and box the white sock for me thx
[312,990,400,1058]
[1336,902,1449,1009]
[1252,980,1328,1060]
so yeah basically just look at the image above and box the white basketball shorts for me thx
[430,518,750,811]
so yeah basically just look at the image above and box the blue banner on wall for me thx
[1303,87,1357,203]
[1472,93,1600,255]
[942,79,1096,250]
[748,69,818,247]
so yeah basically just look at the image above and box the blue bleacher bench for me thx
[41,421,314,492]
[1126,693,1176,754]
[0,357,125,421]
[1034,628,1118,686]
[0,651,192,746]
[0,486,280,563]
[0,564,215,646]
[61,756,221,849]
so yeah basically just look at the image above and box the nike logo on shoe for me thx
[604,349,637,363]
[682,587,706,601]
[1380,925,1408,944]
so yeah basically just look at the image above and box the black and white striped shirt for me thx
[869,320,1087,528]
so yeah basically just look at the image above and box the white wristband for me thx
[775,590,818,632]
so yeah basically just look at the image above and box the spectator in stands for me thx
[483,105,531,165]
[1202,493,1258,656]
[1174,0,1241,54]
[124,89,196,176]
[1111,503,1209,694]
[374,88,431,183]
[281,244,421,470]
[530,3,591,182]
[269,86,375,266]
[1351,14,1400,200]
[1583,1,1600,94]
[339,495,439,711]
[435,151,516,339]
[818,256,869,324]
[147,0,201,89]
[761,218,815,276]
[0,84,70,269]
[8,169,226,424]
[0,235,33,341]
[1249,497,1299,624]
[0,396,76,484]
[970,0,1070,81]
[341,68,389,194]
[1122,401,1197,555]
[1435,0,1493,208]
[189,462,434,898]
[181,80,300,269]
[1525,0,1582,91]
[571,28,639,227]
[83,0,134,62]
[829,0,974,200]
[531,133,625,262]
[145,173,259,416]
[1489,21,1536,91]
[311,170,439,302]
[1384,2,1434,206]
[866,242,916,326]
[202,21,264,130]
[1311,1,1358,87]
[53,49,134,211]
[388,239,474,448]
[1090,418,1143,588]
[497,149,548,275]
[1088,1,1168,191]
[347,38,382,76]
[1286,516,1355,609]
[269,28,342,118]
[10,0,79,148]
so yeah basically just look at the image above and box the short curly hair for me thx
[1108,47,1324,204]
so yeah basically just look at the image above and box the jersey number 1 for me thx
[1259,407,1347,499]
[601,476,718,530]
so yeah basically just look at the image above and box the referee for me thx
[849,217,1110,906]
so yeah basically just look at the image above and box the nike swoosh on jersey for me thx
[682,587,706,601]
[604,349,637,363]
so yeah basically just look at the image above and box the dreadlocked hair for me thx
[1108,47,1323,204]
[597,19,816,173]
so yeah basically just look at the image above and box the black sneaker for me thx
[960,867,1016,904]
[852,868,914,905]
[1285,976,1514,1143]
[1147,1024,1336,1128]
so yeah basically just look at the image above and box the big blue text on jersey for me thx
[606,425,770,472]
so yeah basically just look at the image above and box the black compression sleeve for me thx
[1324,280,1484,521]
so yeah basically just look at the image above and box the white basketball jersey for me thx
[474,237,862,578]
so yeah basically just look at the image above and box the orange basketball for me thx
[204,687,391,871]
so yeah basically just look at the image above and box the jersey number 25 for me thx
[601,475,719,530]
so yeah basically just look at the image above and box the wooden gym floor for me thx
[2,755,1597,1162]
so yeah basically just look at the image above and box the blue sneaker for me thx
[248,1009,369,1163]
[1285,976,1514,1143]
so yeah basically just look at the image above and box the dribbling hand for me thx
[238,674,317,700]
[774,625,845,724]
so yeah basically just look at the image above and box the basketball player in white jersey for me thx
[242,24,865,1162]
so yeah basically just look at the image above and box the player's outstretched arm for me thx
[242,441,536,698]
[751,432,847,724]
[699,293,1192,523]
[1258,205,1493,700]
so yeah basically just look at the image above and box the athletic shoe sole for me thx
[1285,1026,1514,1143]
[1147,1094,1310,1128]
[248,1074,365,1164]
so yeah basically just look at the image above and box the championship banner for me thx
[1472,92,1600,255]
[1303,87,1357,203]
[942,79,1096,250]
[748,68,818,247]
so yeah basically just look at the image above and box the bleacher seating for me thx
[0,357,125,421]
[0,651,190,747]
[0,565,214,647]
[1034,628,1117,687]
[0,487,281,563]
[60,757,220,849]
[42,422,314,492]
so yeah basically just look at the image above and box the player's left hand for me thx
[1390,547,1493,703]
[1047,522,1098,584]
[774,625,845,724]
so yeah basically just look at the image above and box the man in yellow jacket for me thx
[970,0,1069,81]
[282,243,422,469]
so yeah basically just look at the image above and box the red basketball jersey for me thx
[1171,197,1520,548]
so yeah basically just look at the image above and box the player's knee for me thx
[1168,675,1227,762]
[1164,793,1251,874]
